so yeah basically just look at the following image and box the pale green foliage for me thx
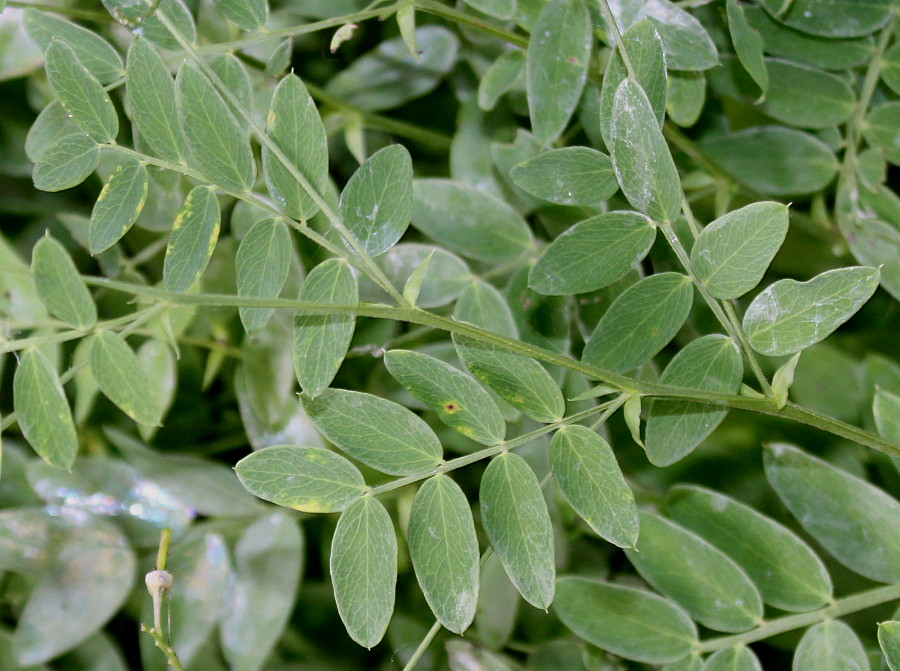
[3,0,900,669]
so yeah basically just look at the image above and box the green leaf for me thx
[32,133,99,192]
[704,646,762,671]
[744,7,873,71]
[411,179,534,263]
[554,577,697,665]
[478,50,524,111]
[454,335,564,423]
[263,74,328,221]
[331,496,397,649]
[529,211,656,295]
[31,234,96,330]
[668,485,832,612]
[302,389,443,476]
[526,0,591,146]
[407,475,480,634]
[326,26,458,112]
[162,185,221,292]
[875,388,900,444]
[136,0,197,52]
[26,100,78,163]
[765,443,900,583]
[757,0,893,38]
[610,78,681,222]
[582,272,693,373]
[24,9,122,85]
[625,512,763,632]
[667,71,706,128]
[607,0,718,71]
[549,425,638,547]
[90,331,161,427]
[463,0,514,20]
[44,40,118,143]
[13,519,135,666]
[792,620,869,671]
[691,202,789,300]
[480,453,554,609]
[883,43,900,95]
[13,350,78,470]
[176,62,255,193]
[235,445,366,512]
[384,349,506,445]
[88,158,149,254]
[235,218,291,334]
[374,243,470,308]
[645,335,743,466]
[214,0,267,31]
[699,126,838,196]
[510,147,618,206]
[743,266,880,357]
[219,512,302,671]
[879,621,900,671]
[772,351,802,410]
[454,279,517,338]
[708,57,855,130]
[599,19,667,147]
[664,655,704,671]
[292,259,358,397]
[726,0,767,96]
[340,144,413,256]
[125,37,184,162]
[265,38,292,77]
[402,250,433,306]
[862,102,900,154]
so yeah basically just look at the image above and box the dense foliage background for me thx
[0,0,899,669]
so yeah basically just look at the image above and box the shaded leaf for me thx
[704,646,762,671]
[668,485,832,612]
[292,259,357,397]
[31,235,96,329]
[875,388,900,444]
[555,577,697,664]
[744,266,880,357]
[13,350,78,470]
[480,453,554,609]
[24,9,122,84]
[454,279,517,338]
[407,475,479,634]
[880,621,900,671]
[235,445,365,512]
[214,0,267,31]
[302,388,443,476]
[374,243,470,308]
[385,349,506,445]
[331,497,397,648]
[625,512,763,632]
[220,512,302,671]
[726,0,767,96]
[765,443,900,583]
[478,50,524,111]
[757,0,892,38]
[645,335,743,466]
[411,179,534,263]
[549,425,638,547]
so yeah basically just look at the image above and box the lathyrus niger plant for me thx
[1,0,900,668]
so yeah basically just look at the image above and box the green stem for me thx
[370,400,620,496]
[697,583,900,653]
[415,0,528,48]
[153,11,406,306]
[402,618,442,671]
[155,528,171,571]
[597,0,636,79]
[75,275,900,458]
